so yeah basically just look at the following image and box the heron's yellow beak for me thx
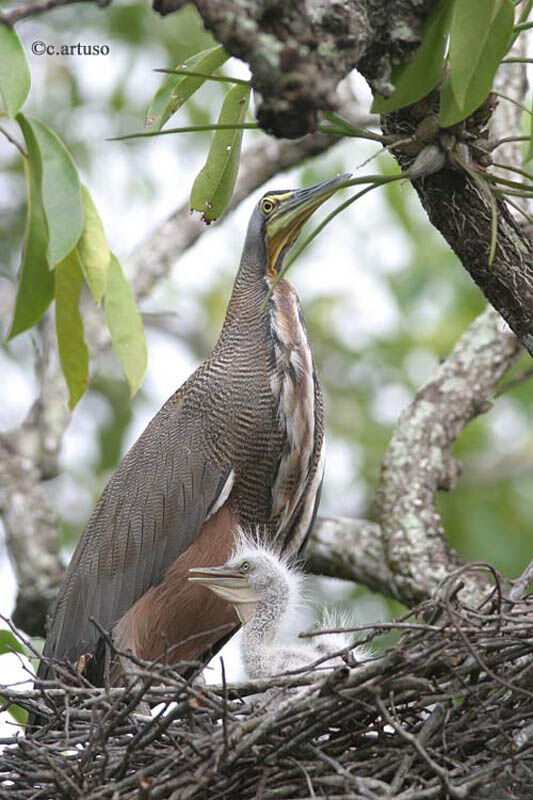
[265,173,350,275]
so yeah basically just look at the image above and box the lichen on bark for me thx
[153,0,438,137]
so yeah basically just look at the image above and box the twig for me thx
[0,0,108,25]
[494,366,533,396]
[375,696,467,799]
[509,558,533,602]
[0,125,27,157]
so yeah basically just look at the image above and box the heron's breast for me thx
[268,283,320,536]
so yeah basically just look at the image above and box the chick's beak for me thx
[266,172,350,274]
[188,565,253,604]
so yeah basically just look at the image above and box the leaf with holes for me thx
[146,46,228,133]
[27,116,83,266]
[77,185,110,304]
[104,254,147,396]
[190,83,250,222]
[8,115,54,339]
[0,25,30,117]
[371,0,451,114]
[55,249,89,409]
[440,0,514,127]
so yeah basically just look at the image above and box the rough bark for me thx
[0,437,64,635]
[382,105,533,359]
[306,310,520,607]
[153,0,438,138]
[0,320,68,635]
[377,306,521,605]
[307,516,395,597]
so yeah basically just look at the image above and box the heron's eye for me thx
[240,561,250,573]
[260,198,275,216]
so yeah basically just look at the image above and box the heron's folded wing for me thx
[40,395,233,676]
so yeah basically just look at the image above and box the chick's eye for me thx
[240,561,250,573]
[261,198,275,215]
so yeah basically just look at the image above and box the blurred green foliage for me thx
[1,0,532,619]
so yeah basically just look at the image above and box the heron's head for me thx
[188,540,303,624]
[243,173,350,280]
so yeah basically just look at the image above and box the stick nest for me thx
[1,564,532,800]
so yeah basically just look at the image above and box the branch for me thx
[376,307,520,605]
[0,0,109,25]
[305,312,520,608]
[0,436,64,635]
[152,0,439,138]
[0,320,68,635]
[0,125,27,157]
[509,558,533,602]
[381,106,533,358]
[306,516,398,600]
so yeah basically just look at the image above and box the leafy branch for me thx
[0,24,147,408]
[3,0,533,405]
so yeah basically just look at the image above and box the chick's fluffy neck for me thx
[240,579,290,675]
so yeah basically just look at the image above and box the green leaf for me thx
[438,79,463,127]
[146,45,228,133]
[27,117,83,266]
[0,696,28,727]
[77,185,110,304]
[190,83,250,222]
[441,0,514,127]
[104,254,147,396]
[0,629,26,657]
[8,116,54,339]
[0,25,30,117]
[55,249,89,409]
[0,630,29,725]
[371,0,451,114]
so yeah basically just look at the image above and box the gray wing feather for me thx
[41,395,231,676]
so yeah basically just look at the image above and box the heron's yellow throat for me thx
[264,175,350,277]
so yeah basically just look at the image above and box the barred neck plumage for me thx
[209,206,324,551]
[219,212,270,329]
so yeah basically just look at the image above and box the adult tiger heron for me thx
[36,173,348,690]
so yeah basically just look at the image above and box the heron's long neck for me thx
[217,249,270,337]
